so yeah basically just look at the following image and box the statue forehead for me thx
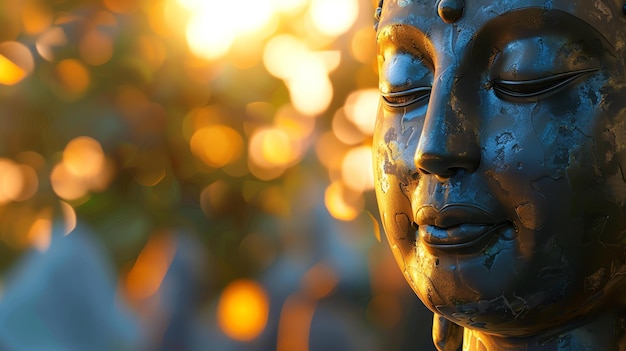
[378,0,624,45]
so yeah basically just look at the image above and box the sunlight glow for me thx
[272,0,307,13]
[309,0,359,37]
[263,35,339,116]
[179,0,275,61]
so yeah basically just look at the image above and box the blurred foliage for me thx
[0,0,436,350]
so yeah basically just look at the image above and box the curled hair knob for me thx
[438,0,465,23]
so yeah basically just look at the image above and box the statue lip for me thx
[416,204,510,250]
[418,222,510,251]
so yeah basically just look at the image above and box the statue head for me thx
[373,0,626,341]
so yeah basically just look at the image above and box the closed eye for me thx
[492,68,599,99]
[382,86,431,108]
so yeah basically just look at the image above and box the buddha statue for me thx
[372,0,626,350]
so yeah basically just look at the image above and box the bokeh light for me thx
[190,126,244,168]
[324,181,364,221]
[28,209,52,253]
[55,59,90,98]
[0,41,34,85]
[125,234,176,301]
[217,279,269,342]
[309,0,359,37]
[341,145,374,193]
[63,137,105,178]
[0,1,430,350]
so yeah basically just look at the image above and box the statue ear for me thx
[432,314,463,351]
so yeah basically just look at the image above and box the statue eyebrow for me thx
[376,24,430,51]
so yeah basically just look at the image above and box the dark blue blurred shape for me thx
[0,223,141,351]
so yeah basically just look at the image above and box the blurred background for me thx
[0,0,435,350]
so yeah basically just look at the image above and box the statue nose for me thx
[414,80,480,178]
[414,141,481,178]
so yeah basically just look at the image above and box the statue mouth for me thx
[419,222,510,251]
[415,204,511,252]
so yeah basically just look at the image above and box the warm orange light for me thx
[16,151,45,171]
[301,262,339,300]
[27,208,53,253]
[182,106,225,141]
[148,2,171,37]
[324,181,363,221]
[263,34,305,80]
[332,108,366,145]
[125,234,176,301]
[137,35,167,71]
[344,89,379,135]
[103,0,140,13]
[55,59,90,96]
[350,26,377,64]
[180,0,276,61]
[314,131,349,170]
[36,27,67,61]
[190,125,244,168]
[261,129,292,165]
[274,104,315,140]
[0,55,27,86]
[60,201,77,235]
[0,158,25,204]
[63,136,105,178]
[309,0,359,37]
[21,0,53,35]
[79,29,114,66]
[217,279,269,342]
[0,41,35,86]
[341,145,375,192]
[87,157,115,192]
[288,72,334,117]
[13,165,38,202]
[262,36,337,116]
[277,295,315,351]
[247,160,287,181]
[50,163,89,201]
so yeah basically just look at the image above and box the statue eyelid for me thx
[381,86,432,108]
[491,67,599,99]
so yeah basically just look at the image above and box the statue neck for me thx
[462,309,626,351]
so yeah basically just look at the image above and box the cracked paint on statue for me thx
[372,0,626,350]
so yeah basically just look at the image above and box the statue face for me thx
[374,0,626,336]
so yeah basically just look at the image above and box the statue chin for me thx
[373,0,626,349]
